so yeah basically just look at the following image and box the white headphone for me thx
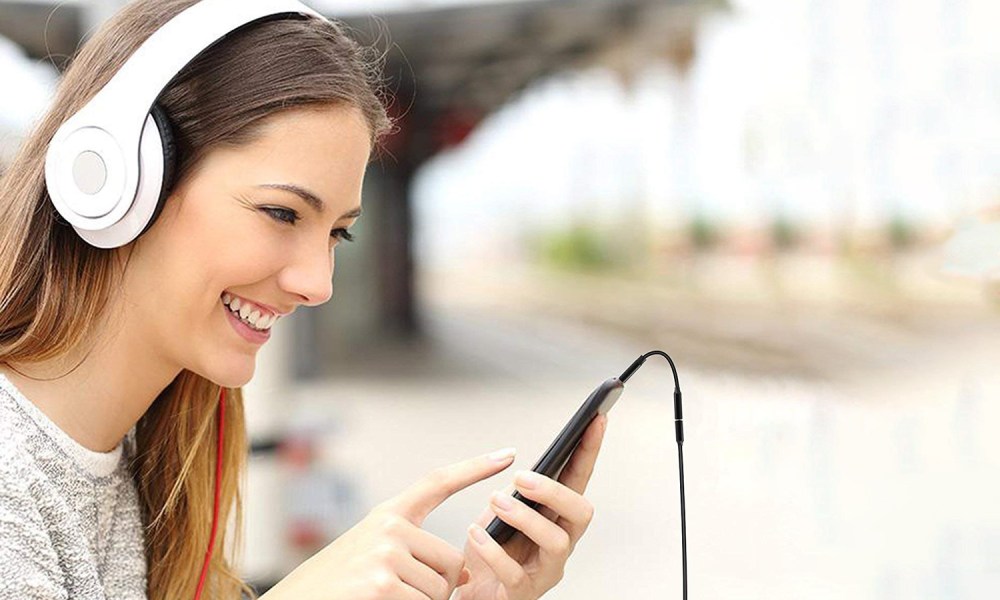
[44,0,324,249]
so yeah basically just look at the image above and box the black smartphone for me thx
[486,377,624,544]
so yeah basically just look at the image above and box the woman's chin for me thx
[198,356,255,389]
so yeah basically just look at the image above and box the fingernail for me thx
[488,447,516,462]
[469,524,489,545]
[515,470,542,489]
[491,491,514,510]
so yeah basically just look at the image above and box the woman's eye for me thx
[261,206,298,225]
[261,207,355,243]
[332,228,355,243]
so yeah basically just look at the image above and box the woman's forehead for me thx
[192,105,371,208]
[251,105,371,160]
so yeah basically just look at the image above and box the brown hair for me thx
[0,1,390,598]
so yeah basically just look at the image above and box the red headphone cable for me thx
[194,386,225,599]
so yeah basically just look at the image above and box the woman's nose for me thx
[280,242,335,307]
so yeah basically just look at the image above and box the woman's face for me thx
[119,104,372,388]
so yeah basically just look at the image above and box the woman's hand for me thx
[261,448,518,600]
[454,413,608,600]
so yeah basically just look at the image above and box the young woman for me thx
[0,1,609,599]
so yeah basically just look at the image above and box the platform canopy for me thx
[0,0,716,121]
[334,0,713,117]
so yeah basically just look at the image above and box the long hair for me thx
[0,1,391,598]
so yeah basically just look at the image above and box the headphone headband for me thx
[45,0,324,247]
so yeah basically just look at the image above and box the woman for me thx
[0,1,609,599]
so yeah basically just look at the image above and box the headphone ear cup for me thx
[137,103,178,238]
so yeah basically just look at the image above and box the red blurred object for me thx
[288,519,325,550]
[279,437,316,469]
[433,107,481,150]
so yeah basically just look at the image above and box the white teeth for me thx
[222,293,277,331]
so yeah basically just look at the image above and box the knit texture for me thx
[0,373,147,599]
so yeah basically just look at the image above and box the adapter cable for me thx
[619,351,687,600]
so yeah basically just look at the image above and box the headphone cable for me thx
[194,387,226,599]
[619,351,687,600]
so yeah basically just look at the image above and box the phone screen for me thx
[486,377,623,544]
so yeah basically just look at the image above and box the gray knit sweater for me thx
[0,373,147,599]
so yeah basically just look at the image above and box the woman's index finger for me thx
[382,448,517,525]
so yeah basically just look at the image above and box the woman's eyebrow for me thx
[256,183,362,219]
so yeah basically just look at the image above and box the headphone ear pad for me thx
[138,103,178,238]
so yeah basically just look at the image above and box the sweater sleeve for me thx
[0,449,69,600]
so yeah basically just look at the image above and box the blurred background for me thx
[1,0,998,597]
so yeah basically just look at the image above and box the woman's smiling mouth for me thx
[221,293,278,343]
